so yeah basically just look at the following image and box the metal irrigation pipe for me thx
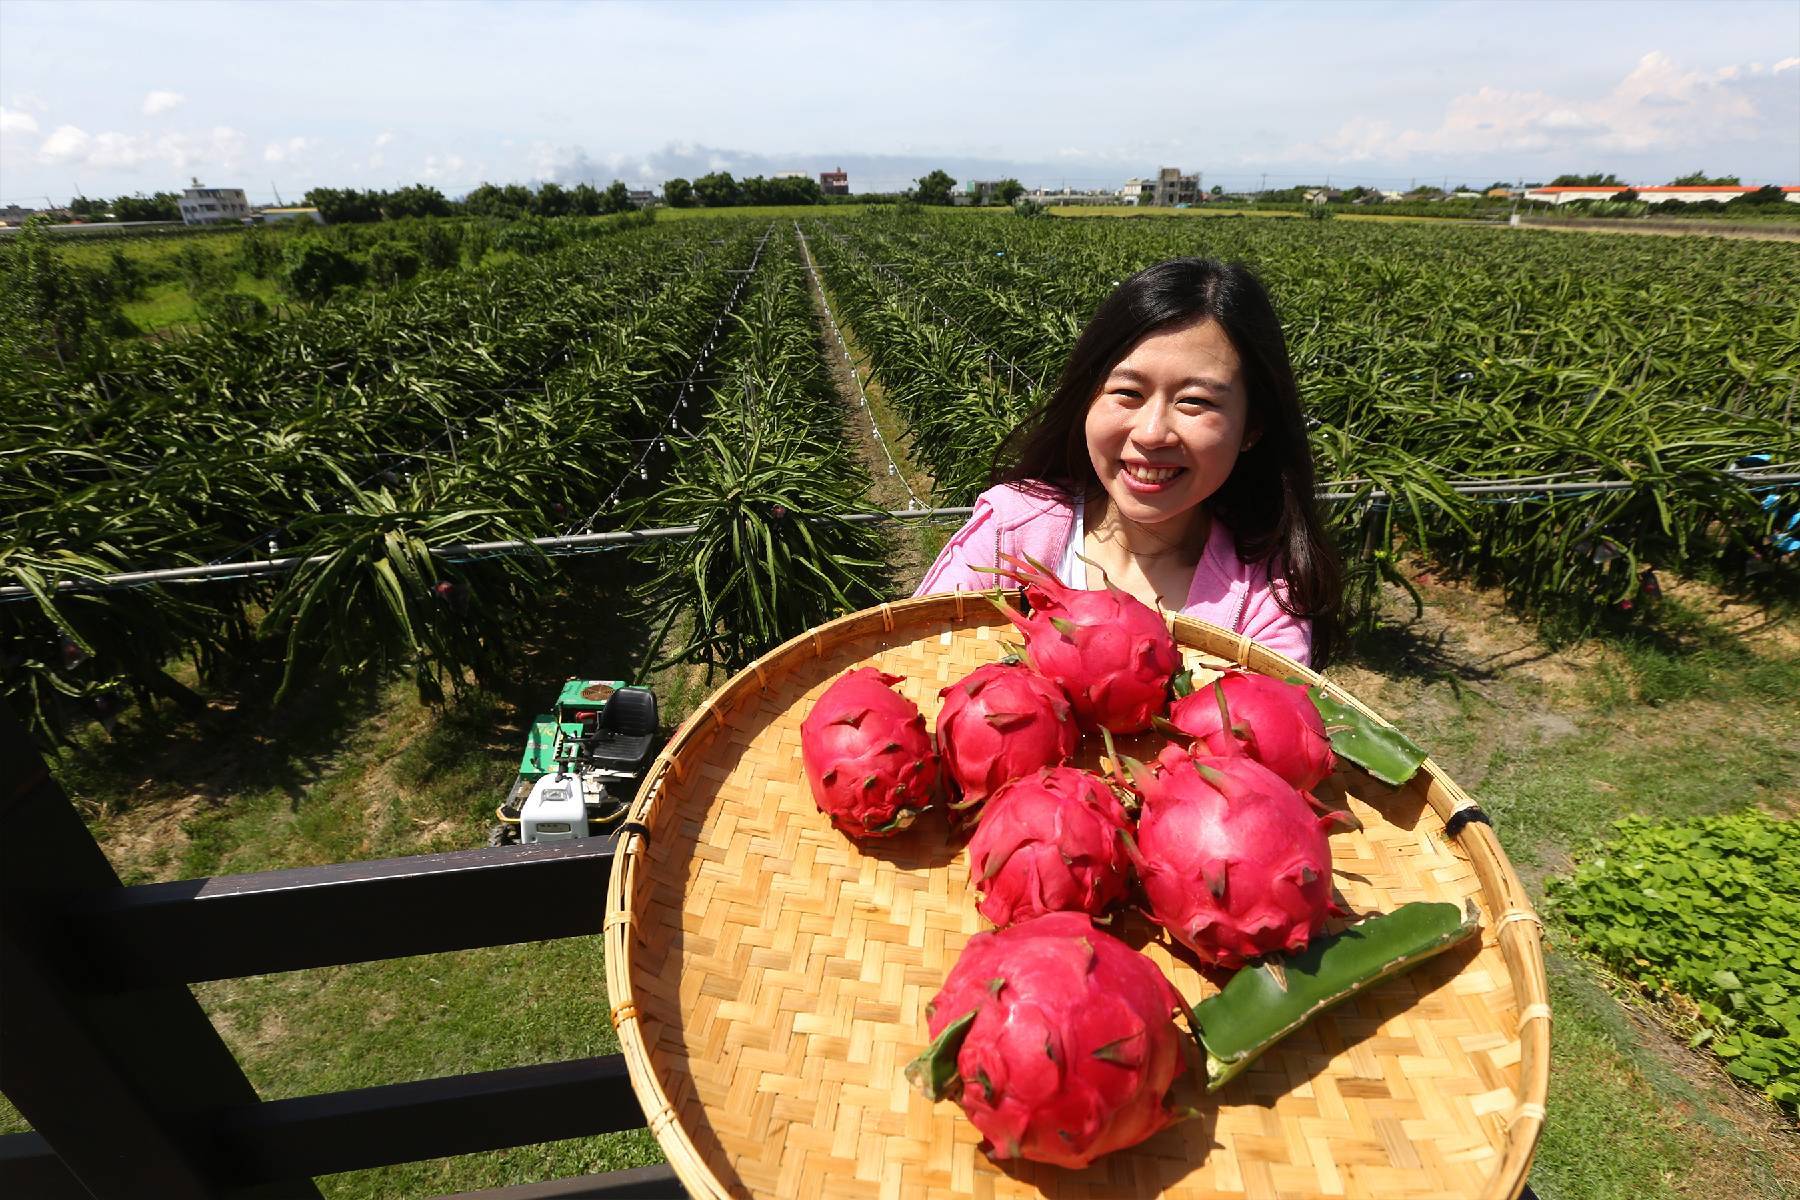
[0,508,979,599]
[6,473,1796,601]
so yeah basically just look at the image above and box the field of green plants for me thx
[2,207,1796,1195]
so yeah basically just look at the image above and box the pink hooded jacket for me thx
[913,482,1313,666]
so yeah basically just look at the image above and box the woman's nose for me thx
[1133,397,1179,446]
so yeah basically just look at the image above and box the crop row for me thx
[1,220,768,741]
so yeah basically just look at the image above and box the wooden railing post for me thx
[0,704,322,1199]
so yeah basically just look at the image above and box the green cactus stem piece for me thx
[1307,684,1428,786]
[1194,900,1480,1092]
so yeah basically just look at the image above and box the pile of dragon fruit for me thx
[797,555,1360,1170]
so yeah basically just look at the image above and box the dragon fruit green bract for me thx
[967,766,1134,928]
[1167,671,1336,793]
[987,553,1180,734]
[799,668,939,839]
[1133,745,1340,967]
[935,661,1078,821]
[904,912,1191,1169]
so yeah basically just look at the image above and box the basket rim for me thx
[604,593,1549,1200]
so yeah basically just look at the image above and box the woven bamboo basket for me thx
[605,594,1549,1199]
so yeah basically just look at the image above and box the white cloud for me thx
[374,131,394,148]
[1775,57,1800,74]
[421,152,466,180]
[37,124,90,162]
[263,136,314,163]
[0,107,39,135]
[1274,51,1797,167]
[142,90,185,116]
[36,123,249,174]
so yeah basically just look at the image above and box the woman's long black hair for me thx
[993,258,1342,666]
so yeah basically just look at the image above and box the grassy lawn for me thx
[121,273,285,335]
[4,555,1795,1195]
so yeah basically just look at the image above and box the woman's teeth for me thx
[1124,463,1182,484]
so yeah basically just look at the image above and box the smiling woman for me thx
[913,258,1342,667]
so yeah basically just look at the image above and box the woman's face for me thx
[1084,317,1254,531]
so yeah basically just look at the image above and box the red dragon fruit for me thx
[1132,745,1340,967]
[1166,671,1336,793]
[799,668,939,839]
[967,766,1135,928]
[987,553,1180,734]
[935,662,1078,821]
[905,912,1192,1168]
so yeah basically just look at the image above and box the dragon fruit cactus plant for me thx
[986,553,1180,734]
[1132,745,1342,967]
[799,668,940,839]
[905,912,1193,1169]
[1165,671,1336,793]
[967,766,1135,928]
[935,661,1078,823]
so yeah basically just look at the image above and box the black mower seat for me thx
[588,686,658,768]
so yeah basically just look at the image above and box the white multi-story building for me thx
[178,179,249,225]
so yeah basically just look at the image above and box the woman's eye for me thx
[1178,395,1216,408]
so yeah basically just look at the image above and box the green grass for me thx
[1532,952,1797,1200]
[120,273,285,335]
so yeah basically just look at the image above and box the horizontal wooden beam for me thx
[206,1055,647,1189]
[66,836,623,990]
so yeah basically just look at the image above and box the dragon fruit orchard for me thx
[1133,744,1342,968]
[1166,670,1336,793]
[967,766,1134,928]
[799,668,939,839]
[905,912,1191,1169]
[987,553,1180,734]
[935,661,1078,821]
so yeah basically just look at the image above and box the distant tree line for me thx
[658,172,832,208]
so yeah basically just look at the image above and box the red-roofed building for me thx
[1524,184,1800,206]
[819,167,849,196]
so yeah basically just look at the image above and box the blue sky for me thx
[2,0,1796,205]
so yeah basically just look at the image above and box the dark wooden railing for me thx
[0,708,682,1199]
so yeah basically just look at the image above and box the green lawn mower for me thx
[488,679,660,846]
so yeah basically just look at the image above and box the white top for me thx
[1057,494,1085,588]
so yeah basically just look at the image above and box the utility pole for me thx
[1260,172,1267,195]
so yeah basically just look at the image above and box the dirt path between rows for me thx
[794,226,940,591]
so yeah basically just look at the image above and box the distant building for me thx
[964,180,1007,205]
[1304,188,1343,204]
[627,189,656,209]
[178,179,249,225]
[0,203,36,226]
[1485,187,1516,199]
[773,170,807,180]
[1150,168,1199,207]
[819,167,849,196]
[1120,178,1151,205]
[257,206,324,225]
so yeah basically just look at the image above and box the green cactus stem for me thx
[1306,684,1429,786]
[1194,900,1480,1091]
